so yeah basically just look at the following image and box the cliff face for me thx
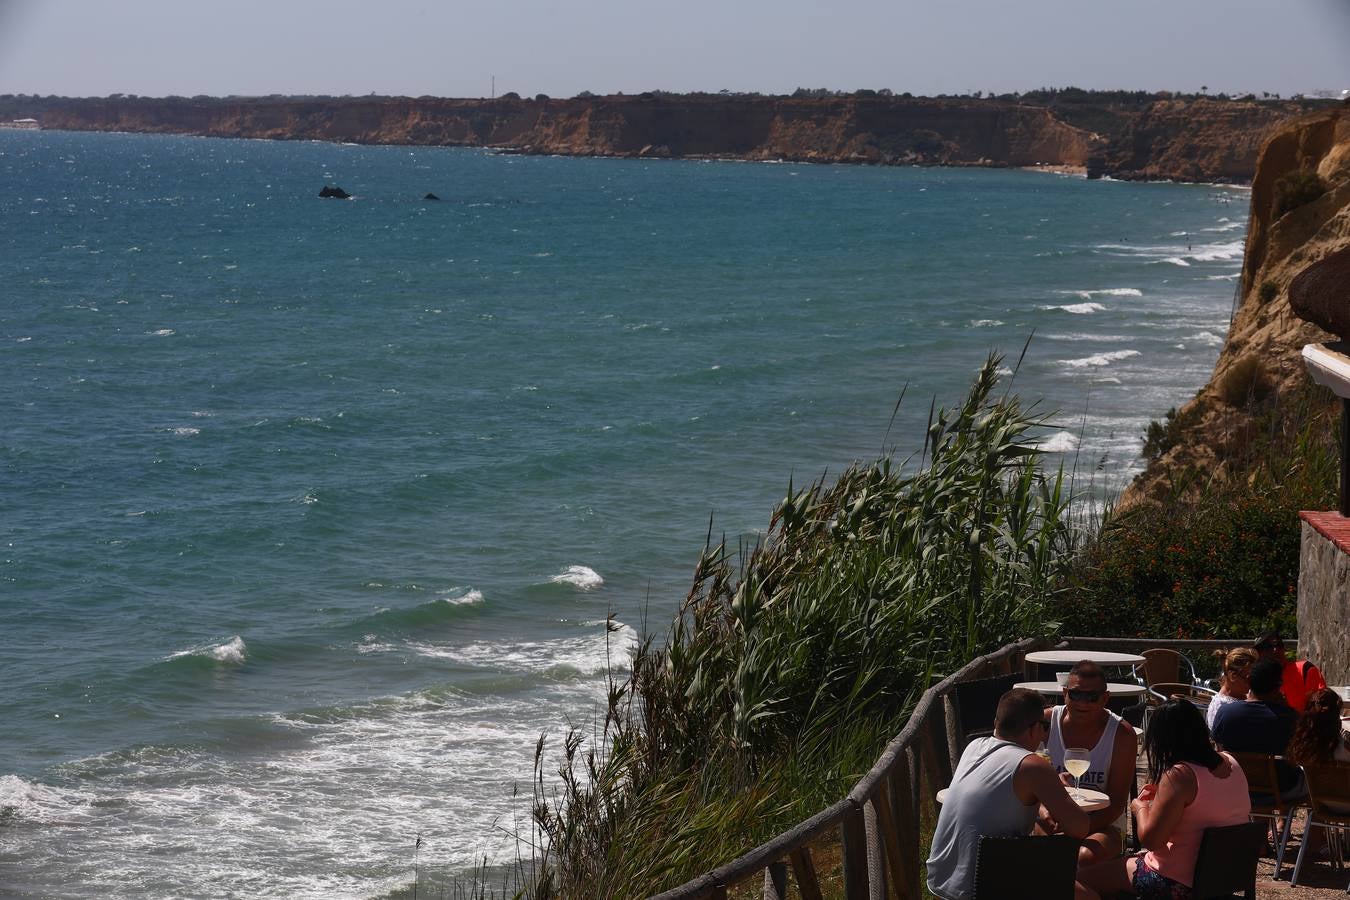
[1122,103,1350,506]
[1085,98,1307,182]
[0,94,1328,181]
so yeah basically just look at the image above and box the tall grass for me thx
[523,356,1079,898]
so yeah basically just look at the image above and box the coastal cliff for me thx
[1122,101,1350,505]
[0,93,1330,182]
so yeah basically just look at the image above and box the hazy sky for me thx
[1,0,1347,99]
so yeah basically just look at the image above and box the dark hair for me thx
[1249,657,1284,695]
[1145,699,1222,783]
[995,688,1046,737]
[1068,660,1106,687]
[1288,688,1346,765]
[1252,630,1283,652]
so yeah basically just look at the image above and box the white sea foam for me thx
[549,565,603,591]
[410,620,640,676]
[1187,331,1225,347]
[1188,240,1244,262]
[1159,257,1191,267]
[0,775,93,825]
[147,328,175,336]
[1056,288,1141,300]
[16,336,32,342]
[1042,302,1107,314]
[1037,431,1079,453]
[1205,273,1239,280]
[1060,349,1141,368]
[170,635,247,665]
[170,426,200,436]
[438,588,484,606]
[970,319,1004,327]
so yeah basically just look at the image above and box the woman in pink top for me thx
[1076,700,1251,900]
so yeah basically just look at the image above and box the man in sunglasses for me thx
[927,688,1088,900]
[1042,660,1137,865]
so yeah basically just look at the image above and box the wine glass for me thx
[1063,748,1091,802]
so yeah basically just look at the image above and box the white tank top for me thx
[1047,705,1121,791]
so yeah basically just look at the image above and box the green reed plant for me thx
[523,355,1080,898]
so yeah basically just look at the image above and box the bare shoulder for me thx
[1114,716,1136,739]
[1160,763,1198,796]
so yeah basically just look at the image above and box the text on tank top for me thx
[1047,705,1121,790]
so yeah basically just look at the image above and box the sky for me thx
[0,0,1347,99]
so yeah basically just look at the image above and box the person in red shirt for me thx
[1253,630,1326,713]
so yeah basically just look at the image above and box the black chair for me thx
[972,834,1081,899]
[952,673,1020,746]
[1191,821,1266,899]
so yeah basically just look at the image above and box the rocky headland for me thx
[0,91,1334,182]
[1122,100,1350,505]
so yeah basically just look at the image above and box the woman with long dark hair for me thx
[1076,700,1251,899]
[1287,687,1350,767]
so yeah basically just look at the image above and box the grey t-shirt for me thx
[926,736,1037,900]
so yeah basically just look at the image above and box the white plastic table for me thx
[1014,681,1146,697]
[936,786,1110,812]
[1024,650,1146,666]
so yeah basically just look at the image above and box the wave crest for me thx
[549,565,603,591]
[169,635,247,665]
[1060,349,1141,368]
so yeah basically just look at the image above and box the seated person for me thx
[1211,656,1303,799]
[926,688,1088,900]
[1252,629,1325,713]
[1042,660,1137,864]
[1287,687,1350,815]
[1206,646,1257,730]
[1076,700,1251,900]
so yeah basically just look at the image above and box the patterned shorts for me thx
[1131,854,1192,900]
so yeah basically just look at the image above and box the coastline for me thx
[0,91,1332,183]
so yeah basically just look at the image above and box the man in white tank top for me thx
[1043,660,1137,865]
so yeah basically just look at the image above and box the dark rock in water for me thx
[423,193,440,201]
[1290,244,1350,340]
[319,185,351,199]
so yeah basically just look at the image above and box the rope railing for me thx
[647,635,1052,900]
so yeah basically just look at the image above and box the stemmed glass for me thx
[1063,747,1091,802]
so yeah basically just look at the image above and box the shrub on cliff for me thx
[1274,170,1327,218]
[1141,404,1202,461]
[1064,385,1336,640]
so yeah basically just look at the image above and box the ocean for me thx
[0,129,1245,897]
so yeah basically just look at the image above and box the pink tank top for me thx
[1144,752,1251,887]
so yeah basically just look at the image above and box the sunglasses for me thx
[1066,689,1103,702]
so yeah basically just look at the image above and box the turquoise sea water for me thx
[0,130,1246,896]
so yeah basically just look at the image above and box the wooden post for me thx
[863,792,887,900]
[896,747,923,899]
[789,847,823,900]
[842,800,871,899]
[762,860,788,900]
[875,776,913,900]
[943,693,962,770]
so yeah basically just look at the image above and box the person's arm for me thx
[1019,754,1090,839]
[1088,720,1137,832]
[1132,764,1197,851]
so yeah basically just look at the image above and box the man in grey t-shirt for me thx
[926,688,1088,900]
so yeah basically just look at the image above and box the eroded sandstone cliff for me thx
[1121,102,1350,506]
[0,93,1330,182]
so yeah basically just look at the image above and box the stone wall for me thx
[1296,513,1350,684]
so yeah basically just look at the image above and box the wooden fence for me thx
[648,636,1052,900]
